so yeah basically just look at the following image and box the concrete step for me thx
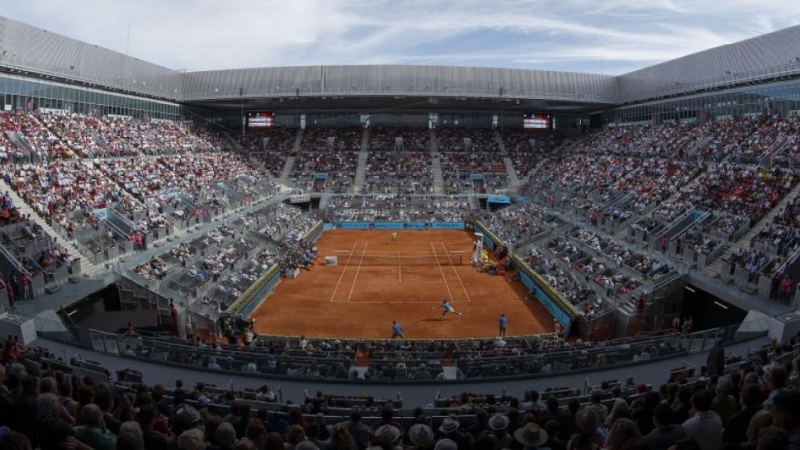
[279,156,296,181]
[730,180,800,250]
[353,152,369,194]
[502,156,521,187]
[0,179,101,278]
[361,128,370,152]
[494,130,507,155]
[431,152,444,194]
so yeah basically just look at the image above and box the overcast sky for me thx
[2,0,800,75]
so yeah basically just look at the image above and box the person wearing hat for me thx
[373,424,403,450]
[170,404,205,450]
[407,424,435,449]
[434,438,458,450]
[439,416,472,449]
[514,423,550,450]
[439,417,461,437]
[487,414,512,449]
[584,394,608,425]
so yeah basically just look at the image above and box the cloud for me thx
[1,0,799,74]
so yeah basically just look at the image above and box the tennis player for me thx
[499,314,507,337]
[391,321,405,339]
[439,300,463,317]
[391,232,398,244]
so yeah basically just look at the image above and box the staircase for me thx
[292,128,305,153]
[688,136,713,159]
[431,154,444,195]
[361,127,370,152]
[0,179,103,278]
[273,156,296,186]
[353,152,369,194]
[7,131,39,161]
[494,130,507,154]
[223,131,244,152]
[702,181,800,278]
[503,156,521,189]
[470,194,481,211]
[429,129,444,193]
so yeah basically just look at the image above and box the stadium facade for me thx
[1,15,799,125]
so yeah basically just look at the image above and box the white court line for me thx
[346,242,369,303]
[349,300,444,304]
[336,250,438,255]
[352,280,443,284]
[441,241,473,303]
[430,242,454,303]
[329,241,359,302]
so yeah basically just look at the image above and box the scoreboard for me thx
[246,111,275,129]
[523,113,551,131]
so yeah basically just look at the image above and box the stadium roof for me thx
[1,15,799,108]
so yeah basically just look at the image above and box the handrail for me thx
[0,242,31,277]
[102,217,130,240]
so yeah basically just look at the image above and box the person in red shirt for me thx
[780,275,794,305]
[1,340,23,365]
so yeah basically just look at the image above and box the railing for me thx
[53,316,767,383]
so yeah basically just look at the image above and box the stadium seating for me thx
[3,331,798,450]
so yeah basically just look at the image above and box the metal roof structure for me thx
[1,15,799,109]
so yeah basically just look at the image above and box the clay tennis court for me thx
[249,229,554,339]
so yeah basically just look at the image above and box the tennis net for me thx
[339,253,464,266]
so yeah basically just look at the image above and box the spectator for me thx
[644,404,686,450]
[771,390,800,450]
[567,409,603,450]
[74,404,117,450]
[487,414,512,449]
[723,384,762,444]
[682,390,722,450]
[603,418,641,450]
[513,422,551,450]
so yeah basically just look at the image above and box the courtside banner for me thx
[518,272,572,328]
[374,222,405,229]
[431,222,464,229]
[403,222,426,229]
[339,222,371,229]
[336,221,464,229]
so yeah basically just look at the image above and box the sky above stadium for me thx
[2,0,800,75]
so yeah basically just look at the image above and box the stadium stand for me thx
[2,330,799,450]
[5,17,800,450]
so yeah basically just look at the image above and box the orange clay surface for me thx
[249,229,554,340]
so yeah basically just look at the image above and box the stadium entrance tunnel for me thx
[681,283,748,331]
